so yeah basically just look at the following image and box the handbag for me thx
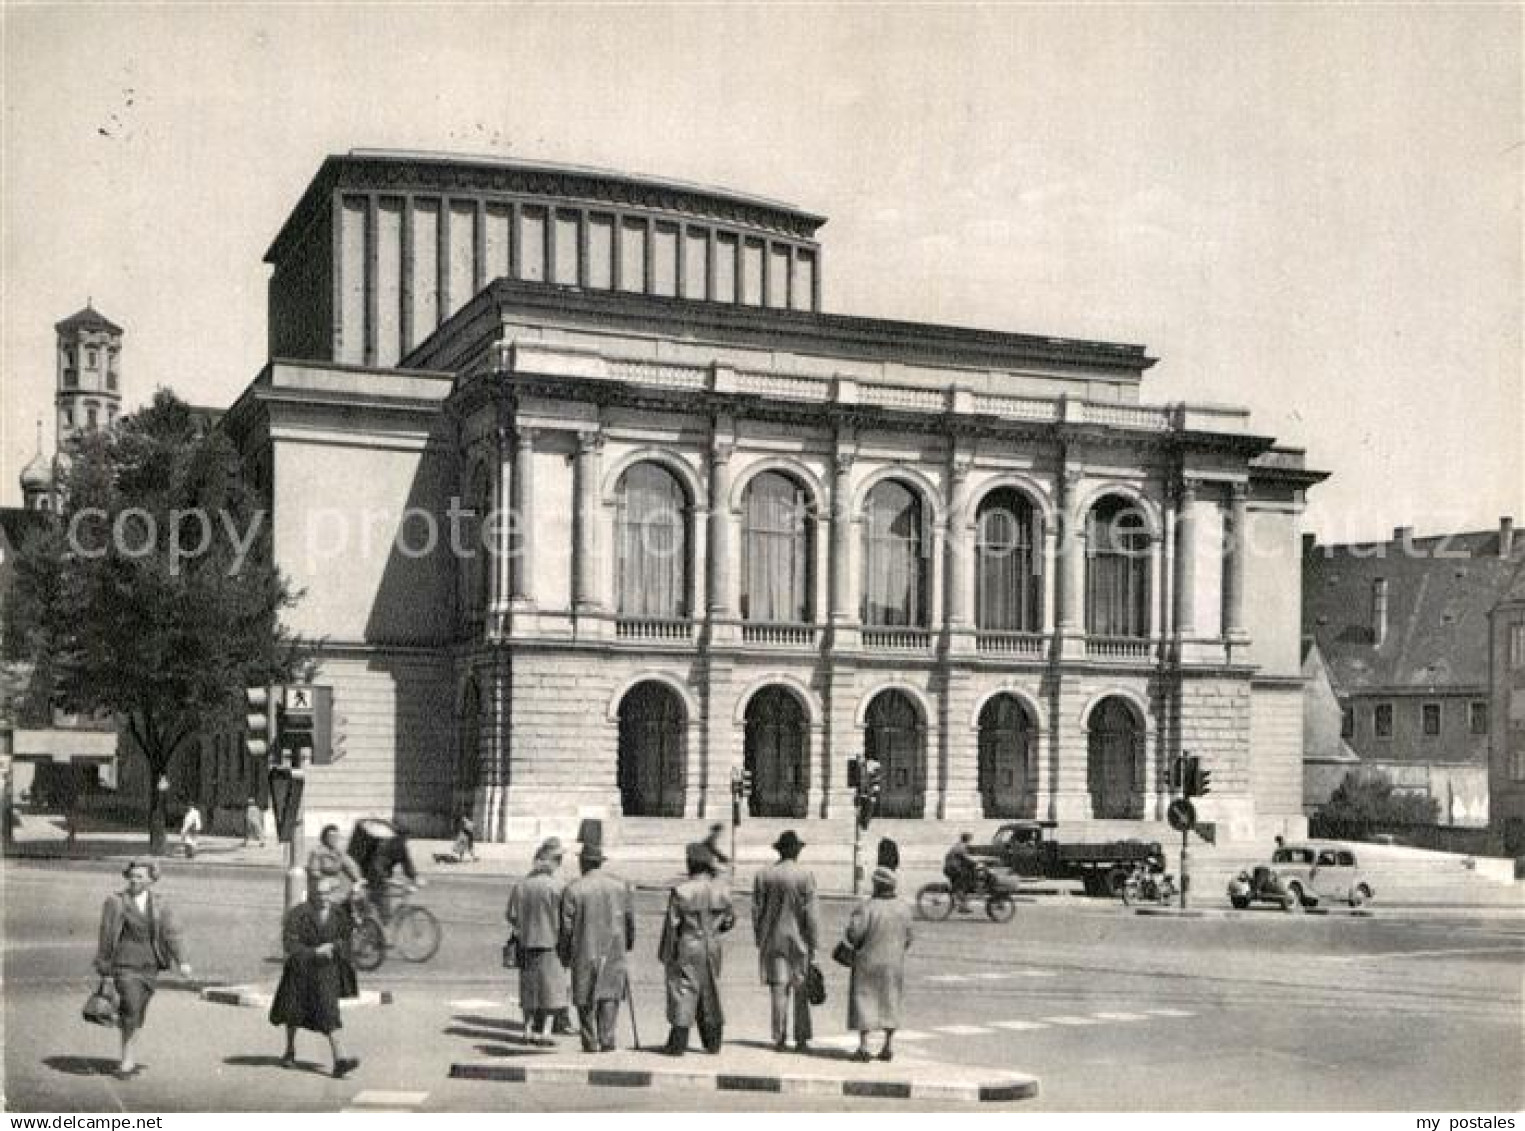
[805,962,827,1006]
[831,939,857,968]
[501,932,520,969]
[82,977,119,1026]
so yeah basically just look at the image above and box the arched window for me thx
[741,471,812,622]
[617,681,687,817]
[864,689,926,818]
[743,686,807,818]
[976,488,1041,631]
[1086,494,1151,637]
[978,694,1034,818]
[1087,696,1142,819]
[863,480,927,627]
[616,462,689,618]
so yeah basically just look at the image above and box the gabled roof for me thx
[54,304,122,335]
[1304,527,1523,692]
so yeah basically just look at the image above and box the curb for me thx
[448,1060,1038,1103]
[1133,905,1377,919]
[201,985,394,1009]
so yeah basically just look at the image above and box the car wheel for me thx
[1106,868,1130,897]
[1229,895,1250,910]
[1353,883,1373,907]
[1283,884,1304,913]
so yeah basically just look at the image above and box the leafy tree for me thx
[1312,768,1441,841]
[6,391,311,852]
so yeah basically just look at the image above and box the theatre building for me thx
[226,150,1325,843]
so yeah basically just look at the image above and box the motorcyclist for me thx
[943,832,980,913]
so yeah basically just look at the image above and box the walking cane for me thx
[625,976,640,1050]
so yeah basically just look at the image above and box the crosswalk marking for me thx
[1142,1008,1196,1018]
[927,970,1055,983]
[448,998,507,1011]
[992,1020,1049,1031]
[1092,1011,1149,1021]
[343,1090,429,1112]
[926,974,969,983]
[1040,1015,1101,1026]
[934,1024,994,1036]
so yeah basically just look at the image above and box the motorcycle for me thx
[1119,863,1178,906]
[916,865,1019,923]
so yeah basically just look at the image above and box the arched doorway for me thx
[743,687,807,818]
[617,681,687,817]
[978,694,1033,818]
[864,690,925,818]
[455,681,481,820]
[1087,696,1141,819]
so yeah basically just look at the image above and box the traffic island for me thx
[450,1042,1038,1104]
[200,984,394,1009]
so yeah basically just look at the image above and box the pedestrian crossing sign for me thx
[283,685,315,716]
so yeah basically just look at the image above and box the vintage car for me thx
[1227,843,1375,911]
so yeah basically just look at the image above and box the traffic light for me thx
[1182,755,1213,798]
[1169,755,1185,793]
[856,762,884,830]
[244,685,277,765]
[847,758,862,790]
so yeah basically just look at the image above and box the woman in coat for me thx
[269,874,359,1077]
[844,866,913,1062]
[507,838,571,1039]
[657,843,735,1055]
[306,824,363,900]
[94,860,192,1078]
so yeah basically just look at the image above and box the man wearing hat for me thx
[751,829,820,1052]
[508,838,572,1040]
[657,843,736,1055]
[558,834,636,1052]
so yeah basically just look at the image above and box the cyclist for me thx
[943,832,980,914]
[360,821,422,924]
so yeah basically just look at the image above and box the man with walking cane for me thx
[559,833,636,1053]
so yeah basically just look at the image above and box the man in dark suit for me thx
[751,829,820,1052]
[559,841,636,1052]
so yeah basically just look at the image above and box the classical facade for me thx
[227,150,1325,842]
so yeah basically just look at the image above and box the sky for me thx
[2,3,1520,543]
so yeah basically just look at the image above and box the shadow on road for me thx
[43,1055,121,1076]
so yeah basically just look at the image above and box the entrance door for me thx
[617,682,687,817]
[744,687,807,818]
[865,690,925,818]
[1087,696,1139,819]
[978,694,1032,818]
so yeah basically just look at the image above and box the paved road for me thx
[4,858,1521,1112]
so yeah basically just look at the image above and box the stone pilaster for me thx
[707,425,737,643]
[573,431,605,613]
[945,450,975,654]
[1223,481,1248,640]
[510,426,536,606]
[1173,477,1199,640]
[828,436,859,650]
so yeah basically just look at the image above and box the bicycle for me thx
[349,880,442,971]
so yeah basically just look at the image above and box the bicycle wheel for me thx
[916,883,954,921]
[351,916,386,971]
[394,906,442,962]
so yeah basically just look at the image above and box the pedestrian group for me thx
[89,823,914,1079]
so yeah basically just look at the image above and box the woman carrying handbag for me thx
[93,860,191,1079]
[842,866,912,1063]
